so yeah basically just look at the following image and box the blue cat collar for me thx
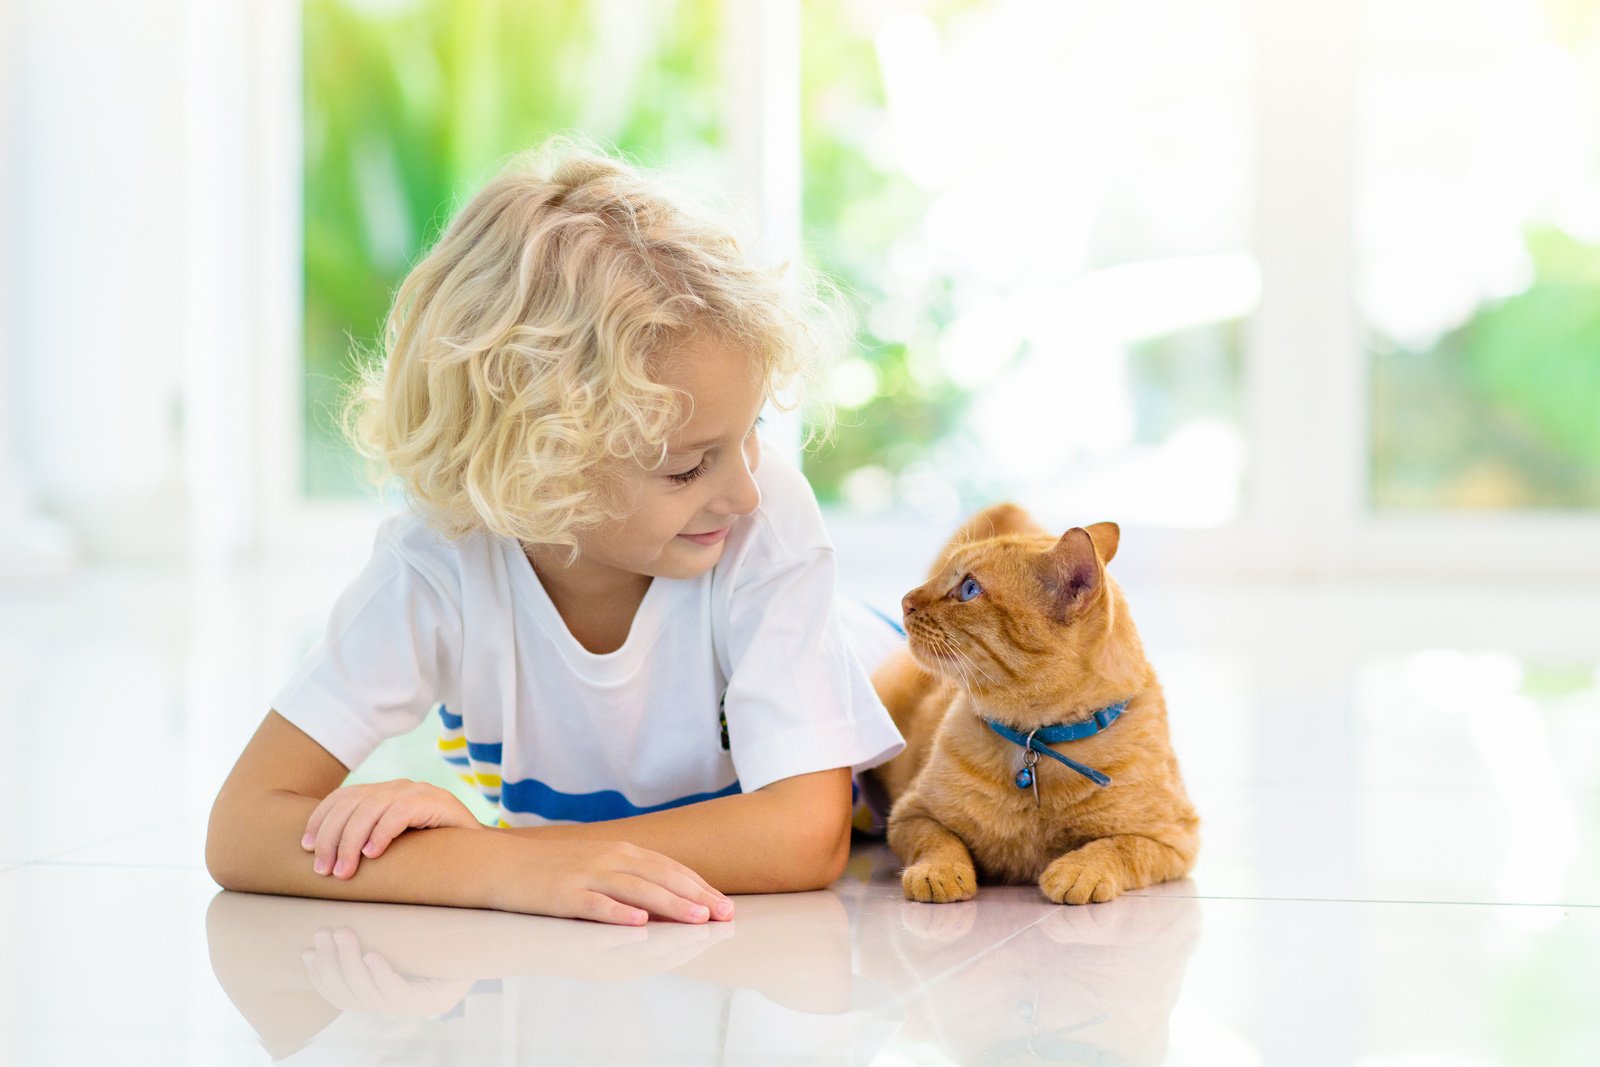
[984,700,1130,789]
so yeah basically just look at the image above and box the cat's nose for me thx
[901,593,918,617]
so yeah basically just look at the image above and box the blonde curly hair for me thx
[343,141,839,551]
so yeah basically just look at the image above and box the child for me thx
[207,144,905,926]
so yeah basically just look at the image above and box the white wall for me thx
[3,0,265,567]
[5,0,190,560]
[0,0,73,577]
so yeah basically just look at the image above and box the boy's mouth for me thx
[678,525,731,546]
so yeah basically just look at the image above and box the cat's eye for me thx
[957,576,982,602]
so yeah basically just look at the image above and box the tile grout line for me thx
[25,859,206,871]
[9,815,193,867]
[893,905,1066,1005]
[1125,890,1600,909]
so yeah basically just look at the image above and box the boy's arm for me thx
[207,712,726,923]
[206,712,503,909]
[501,767,856,894]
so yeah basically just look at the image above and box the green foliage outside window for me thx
[303,0,724,496]
[795,0,977,504]
[1367,5,1600,512]
[1371,229,1600,510]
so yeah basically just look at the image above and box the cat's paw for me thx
[902,862,978,903]
[1040,851,1124,905]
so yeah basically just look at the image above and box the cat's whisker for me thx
[933,631,990,697]
[961,649,999,686]
[946,651,979,694]
[948,654,979,700]
[942,634,997,688]
[920,630,957,675]
[915,613,998,697]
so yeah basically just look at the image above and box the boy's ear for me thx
[1040,527,1103,618]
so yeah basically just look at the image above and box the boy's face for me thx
[568,330,767,583]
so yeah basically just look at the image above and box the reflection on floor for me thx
[199,856,1203,1065]
[2,563,1598,1065]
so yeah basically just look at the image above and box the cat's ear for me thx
[1085,521,1120,564]
[1041,527,1104,618]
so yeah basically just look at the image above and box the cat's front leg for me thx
[1040,833,1193,905]
[889,803,979,904]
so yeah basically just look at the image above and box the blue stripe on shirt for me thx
[467,741,503,763]
[437,708,503,764]
[499,777,743,822]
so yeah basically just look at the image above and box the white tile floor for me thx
[3,560,1599,1065]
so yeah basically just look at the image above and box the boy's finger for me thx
[302,791,341,850]
[661,856,724,904]
[621,852,732,918]
[647,865,733,919]
[333,797,394,878]
[575,890,648,926]
[312,793,363,875]
[363,806,415,860]
[603,874,711,925]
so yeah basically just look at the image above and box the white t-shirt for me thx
[272,455,905,826]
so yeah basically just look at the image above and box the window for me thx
[286,0,1600,575]
[1362,0,1600,511]
[800,0,1256,529]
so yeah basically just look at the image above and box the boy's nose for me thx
[730,473,761,516]
[719,460,761,517]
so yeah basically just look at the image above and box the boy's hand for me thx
[507,839,735,926]
[303,779,483,879]
[300,779,734,925]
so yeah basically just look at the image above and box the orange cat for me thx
[866,503,1199,905]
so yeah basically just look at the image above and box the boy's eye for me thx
[957,576,982,602]
[665,418,762,486]
[668,458,710,485]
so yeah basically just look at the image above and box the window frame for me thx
[239,0,1600,579]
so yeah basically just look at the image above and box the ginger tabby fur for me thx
[868,503,1199,905]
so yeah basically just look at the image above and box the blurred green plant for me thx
[1373,5,1600,512]
[1371,227,1600,510]
[1127,320,1246,446]
[303,0,723,497]
[796,0,975,504]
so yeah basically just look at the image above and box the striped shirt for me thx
[273,455,905,825]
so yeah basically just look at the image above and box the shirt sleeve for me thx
[721,545,905,793]
[271,525,460,770]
